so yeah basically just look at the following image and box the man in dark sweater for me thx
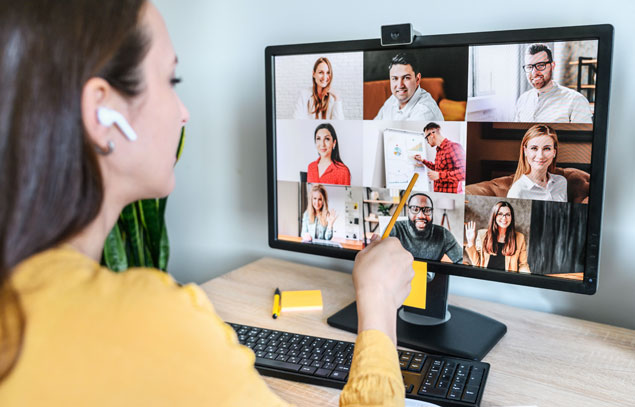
[389,193,462,263]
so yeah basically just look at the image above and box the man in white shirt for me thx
[374,53,444,121]
[514,43,593,123]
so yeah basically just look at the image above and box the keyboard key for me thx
[405,384,414,394]
[407,362,423,372]
[462,385,479,403]
[437,380,450,389]
[448,387,463,399]
[335,364,350,372]
[329,370,348,381]
[255,357,302,372]
[417,385,448,398]
[300,366,317,375]
[314,368,332,378]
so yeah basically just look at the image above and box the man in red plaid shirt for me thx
[414,122,466,193]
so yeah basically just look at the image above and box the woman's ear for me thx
[81,77,114,152]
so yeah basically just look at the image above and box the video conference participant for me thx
[507,124,567,202]
[389,193,462,263]
[301,184,337,241]
[306,123,351,185]
[0,2,414,405]
[293,57,344,120]
[514,43,593,123]
[464,201,530,272]
[374,53,444,121]
[414,122,466,193]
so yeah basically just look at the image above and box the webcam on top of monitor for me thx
[380,23,421,46]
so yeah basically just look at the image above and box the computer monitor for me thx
[266,24,613,360]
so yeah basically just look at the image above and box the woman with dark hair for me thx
[465,201,530,273]
[507,124,567,202]
[0,1,413,405]
[301,184,337,241]
[293,56,344,119]
[306,123,351,185]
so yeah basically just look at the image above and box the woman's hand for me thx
[327,210,338,227]
[352,237,414,344]
[465,221,476,247]
[301,233,313,242]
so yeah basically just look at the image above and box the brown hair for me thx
[308,184,329,226]
[483,201,517,256]
[512,124,558,184]
[310,57,335,119]
[0,0,150,382]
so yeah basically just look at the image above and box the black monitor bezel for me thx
[266,24,613,295]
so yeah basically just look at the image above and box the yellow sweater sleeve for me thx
[340,330,404,406]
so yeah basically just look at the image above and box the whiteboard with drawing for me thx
[383,128,430,191]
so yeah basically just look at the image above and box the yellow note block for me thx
[281,290,323,312]
[403,261,427,309]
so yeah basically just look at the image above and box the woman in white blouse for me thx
[507,124,567,202]
[293,57,344,120]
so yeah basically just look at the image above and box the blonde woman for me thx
[465,201,530,273]
[507,124,567,202]
[293,56,344,119]
[301,184,338,241]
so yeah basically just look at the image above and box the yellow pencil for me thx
[381,173,419,240]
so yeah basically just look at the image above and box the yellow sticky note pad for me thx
[281,290,323,312]
[403,261,427,309]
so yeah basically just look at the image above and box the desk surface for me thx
[200,257,635,407]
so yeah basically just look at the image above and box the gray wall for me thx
[154,0,635,330]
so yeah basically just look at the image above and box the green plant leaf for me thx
[103,222,128,271]
[158,223,169,271]
[176,126,186,162]
[140,198,162,267]
[120,203,145,267]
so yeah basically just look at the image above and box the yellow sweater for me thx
[0,246,403,406]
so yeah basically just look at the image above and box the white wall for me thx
[155,0,635,330]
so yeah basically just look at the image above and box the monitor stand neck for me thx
[327,274,507,361]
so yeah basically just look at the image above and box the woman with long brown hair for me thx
[507,124,567,202]
[465,201,530,273]
[293,56,344,119]
[306,122,351,185]
[0,1,413,405]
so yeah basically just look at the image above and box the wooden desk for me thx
[278,234,365,251]
[200,257,635,407]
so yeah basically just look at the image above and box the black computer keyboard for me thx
[229,322,489,407]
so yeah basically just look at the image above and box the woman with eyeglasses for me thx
[464,201,530,273]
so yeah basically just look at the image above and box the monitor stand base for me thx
[327,302,507,361]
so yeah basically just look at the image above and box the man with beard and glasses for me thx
[514,43,593,123]
[389,193,462,263]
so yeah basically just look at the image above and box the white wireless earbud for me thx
[97,107,138,141]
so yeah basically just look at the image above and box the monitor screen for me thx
[267,25,613,295]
